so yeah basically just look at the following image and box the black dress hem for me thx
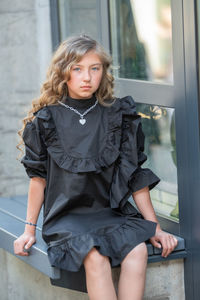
[46,212,157,273]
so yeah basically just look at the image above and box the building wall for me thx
[0,0,185,299]
[0,249,185,300]
[0,0,52,197]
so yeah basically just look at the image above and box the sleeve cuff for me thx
[129,167,160,193]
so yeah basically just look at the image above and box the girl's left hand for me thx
[150,226,178,258]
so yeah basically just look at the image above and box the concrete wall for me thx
[0,249,185,300]
[0,0,52,197]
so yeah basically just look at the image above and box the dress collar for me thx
[62,94,97,109]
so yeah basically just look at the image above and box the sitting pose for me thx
[14,34,177,300]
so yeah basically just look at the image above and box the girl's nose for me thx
[83,70,91,81]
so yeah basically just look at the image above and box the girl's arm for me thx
[14,177,46,256]
[133,186,178,258]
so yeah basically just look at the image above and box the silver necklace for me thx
[58,99,98,125]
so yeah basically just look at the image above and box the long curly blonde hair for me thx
[17,34,115,159]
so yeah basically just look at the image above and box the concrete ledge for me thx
[0,211,60,279]
[0,195,187,290]
[0,249,185,299]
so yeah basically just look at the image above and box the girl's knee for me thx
[121,243,148,269]
[83,247,110,274]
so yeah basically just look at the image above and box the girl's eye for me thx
[73,67,81,71]
[91,67,100,71]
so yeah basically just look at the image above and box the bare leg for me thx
[83,247,117,300]
[118,243,148,300]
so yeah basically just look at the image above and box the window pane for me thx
[109,0,173,83]
[58,0,98,40]
[136,104,178,222]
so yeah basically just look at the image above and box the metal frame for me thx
[96,0,110,50]
[181,1,200,299]
[49,0,60,51]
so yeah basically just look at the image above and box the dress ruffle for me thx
[22,96,159,199]
[22,96,159,205]
[21,119,47,179]
[34,103,122,174]
[46,212,156,272]
[110,96,160,210]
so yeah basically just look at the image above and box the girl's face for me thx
[66,51,103,99]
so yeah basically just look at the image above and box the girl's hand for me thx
[150,226,178,258]
[14,232,36,256]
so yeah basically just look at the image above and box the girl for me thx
[14,34,177,300]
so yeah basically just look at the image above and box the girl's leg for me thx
[118,243,148,300]
[83,247,117,300]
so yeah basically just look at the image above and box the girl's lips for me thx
[81,86,92,89]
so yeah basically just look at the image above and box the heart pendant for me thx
[79,118,86,125]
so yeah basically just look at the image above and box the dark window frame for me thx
[50,0,60,51]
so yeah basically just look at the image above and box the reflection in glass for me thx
[109,0,173,83]
[136,104,178,222]
[58,0,98,41]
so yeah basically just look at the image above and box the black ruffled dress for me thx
[21,95,160,292]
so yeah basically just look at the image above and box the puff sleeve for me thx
[21,115,47,179]
[110,96,160,210]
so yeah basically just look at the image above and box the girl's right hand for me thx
[14,233,36,256]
